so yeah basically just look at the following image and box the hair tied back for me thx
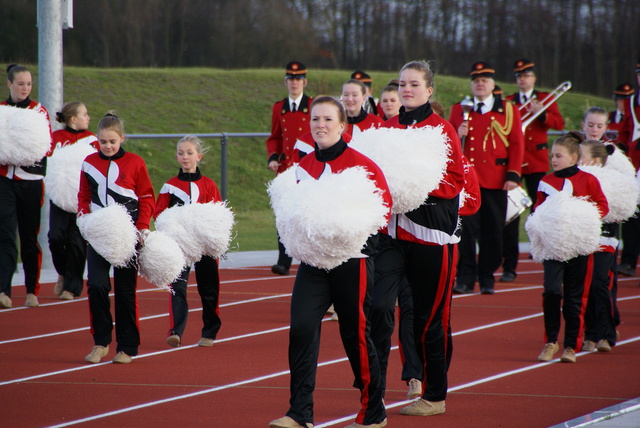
[605,143,616,155]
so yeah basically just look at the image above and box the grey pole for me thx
[37,0,65,270]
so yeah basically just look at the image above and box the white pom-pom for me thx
[605,148,636,177]
[525,192,601,262]
[181,202,235,259]
[580,164,639,223]
[155,205,205,265]
[138,231,185,290]
[349,126,451,214]
[45,143,97,213]
[77,204,138,267]
[268,166,388,270]
[0,105,51,166]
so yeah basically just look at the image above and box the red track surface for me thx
[1,256,639,427]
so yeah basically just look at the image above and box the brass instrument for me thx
[520,81,572,132]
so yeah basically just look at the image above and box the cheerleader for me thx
[371,60,464,417]
[48,102,98,300]
[535,133,609,363]
[0,64,53,309]
[269,96,391,428]
[79,113,155,364]
[342,79,383,137]
[153,135,222,348]
[379,83,401,121]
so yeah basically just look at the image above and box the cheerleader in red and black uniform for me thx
[371,60,464,417]
[535,133,608,363]
[342,79,383,137]
[0,64,53,309]
[270,97,391,428]
[154,135,223,348]
[79,113,155,364]
[49,102,98,301]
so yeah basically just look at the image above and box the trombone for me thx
[520,81,571,132]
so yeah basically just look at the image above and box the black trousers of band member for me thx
[168,255,221,340]
[48,202,87,296]
[620,213,640,268]
[458,188,507,290]
[542,255,593,350]
[0,177,44,297]
[86,245,140,356]
[372,235,454,403]
[276,232,292,269]
[584,252,617,345]
[286,259,386,426]
[502,172,545,273]
[397,276,423,383]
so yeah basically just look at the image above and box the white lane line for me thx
[25,311,544,426]
[0,293,292,345]
[315,335,640,427]
[0,275,289,313]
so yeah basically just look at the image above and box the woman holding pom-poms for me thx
[268,96,391,428]
[0,64,53,309]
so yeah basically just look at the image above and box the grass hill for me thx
[29,66,615,251]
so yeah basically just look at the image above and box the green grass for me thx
[26,66,615,251]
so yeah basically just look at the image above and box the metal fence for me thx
[127,132,270,201]
[127,130,617,200]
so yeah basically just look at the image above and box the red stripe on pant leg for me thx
[356,258,371,424]
[576,254,594,351]
[441,245,455,359]
[420,246,449,382]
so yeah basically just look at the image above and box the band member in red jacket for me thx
[616,59,640,278]
[608,83,634,134]
[449,61,524,295]
[501,59,565,282]
[266,61,313,276]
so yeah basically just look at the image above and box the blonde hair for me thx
[56,101,85,125]
[177,134,209,155]
[97,111,125,136]
[399,60,434,88]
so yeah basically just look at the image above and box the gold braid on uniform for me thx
[482,101,514,150]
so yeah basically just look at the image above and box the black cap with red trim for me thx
[470,61,495,79]
[285,61,307,79]
[351,70,372,87]
[513,58,535,76]
[614,82,634,99]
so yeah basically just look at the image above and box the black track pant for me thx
[168,256,221,340]
[48,201,87,296]
[0,177,43,296]
[286,258,386,426]
[86,245,140,356]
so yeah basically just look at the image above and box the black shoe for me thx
[452,284,473,294]
[617,264,636,277]
[271,264,290,275]
[480,288,495,295]
[499,270,516,282]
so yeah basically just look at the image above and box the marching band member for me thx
[351,70,378,114]
[608,83,634,134]
[449,61,524,295]
[616,60,640,279]
[266,61,313,276]
[501,59,565,283]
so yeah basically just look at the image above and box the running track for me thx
[1,256,639,427]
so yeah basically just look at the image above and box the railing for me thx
[127,130,618,200]
[127,132,270,201]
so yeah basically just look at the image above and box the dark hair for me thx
[56,101,85,125]
[430,101,445,117]
[311,96,348,124]
[380,84,399,96]
[399,60,434,88]
[583,106,607,122]
[343,79,367,96]
[553,131,584,157]
[97,111,125,136]
[6,64,29,82]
